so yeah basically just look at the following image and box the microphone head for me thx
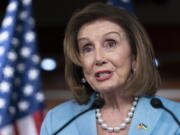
[150,97,164,109]
[91,97,105,109]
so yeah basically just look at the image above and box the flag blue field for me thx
[107,0,134,12]
[0,0,45,134]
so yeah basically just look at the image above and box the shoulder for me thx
[156,96,180,116]
[140,96,180,111]
[50,93,96,117]
[50,100,83,115]
[139,96,180,121]
[48,99,92,121]
[40,98,94,135]
[140,95,180,106]
[157,96,180,107]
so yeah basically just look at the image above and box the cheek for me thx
[110,51,133,73]
[81,58,94,75]
[112,47,132,65]
[117,57,133,76]
[110,53,127,66]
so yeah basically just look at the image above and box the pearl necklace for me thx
[96,97,139,133]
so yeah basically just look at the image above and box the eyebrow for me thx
[104,31,121,37]
[77,31,122,43]
[77,37,89,43]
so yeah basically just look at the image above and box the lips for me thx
[95,70,112,81]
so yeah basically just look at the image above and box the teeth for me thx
[97,72,110,77]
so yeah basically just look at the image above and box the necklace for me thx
[96,96,139,133]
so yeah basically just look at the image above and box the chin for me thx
[94,82,125,93]
[95,86,118,93]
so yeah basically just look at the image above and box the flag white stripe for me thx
[17,115,37,135]
[1,125,15,135]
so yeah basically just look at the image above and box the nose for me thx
[95,49,107,66]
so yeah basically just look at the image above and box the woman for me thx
[40,3,180,135]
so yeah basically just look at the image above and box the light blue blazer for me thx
[40,95,180,135]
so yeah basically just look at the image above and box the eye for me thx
[81,44,93,53]
[105,39,117,48]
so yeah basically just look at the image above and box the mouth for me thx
[95,70,112,81]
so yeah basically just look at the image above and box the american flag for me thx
[0,0,45,135]
[107,0,134,12]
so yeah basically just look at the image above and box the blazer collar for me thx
[128,96,163,135]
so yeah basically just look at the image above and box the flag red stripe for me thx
[14,123,19,135]
[33,111,45,135]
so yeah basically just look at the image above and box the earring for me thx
[132,61,136,73]
[133,67,136,72]
[96,92,100,97]
[81,78,86,83]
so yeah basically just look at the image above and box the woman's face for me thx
[77,20,135,93]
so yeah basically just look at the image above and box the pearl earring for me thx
[81,78,86,83]
[132,62,136,72]
[133,67,136,72]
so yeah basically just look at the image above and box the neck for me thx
[100,91,133,110]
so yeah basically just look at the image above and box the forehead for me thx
[77,20,125,39]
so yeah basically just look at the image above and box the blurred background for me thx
[0,0,180,110]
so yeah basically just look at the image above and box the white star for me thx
[32,55,40,64]
[0,81,10,93]
[0,46,5,56]
[28,69,39,80]
[23,84,34,96]
[18,101,29,111]
[3,66,14,78]
[11,38,20,46]
[22,0,32,6]
[8,51,17,61]
[17,63,25,72]
[2,16,13,27]
[9,106,16,115]
[0,98,5,109]
[0,31,9,43]
[20,47,31,57]
[36,92,45,102]
[19,11,28,20]
[25,31,35,43]
[7,1,18,12]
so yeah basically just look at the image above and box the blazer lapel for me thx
[128,97,163,135]
[75,94,97,135]
[75,109,97,135]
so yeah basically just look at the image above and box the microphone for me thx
[52,97,105,135]
[150,97,180,126]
